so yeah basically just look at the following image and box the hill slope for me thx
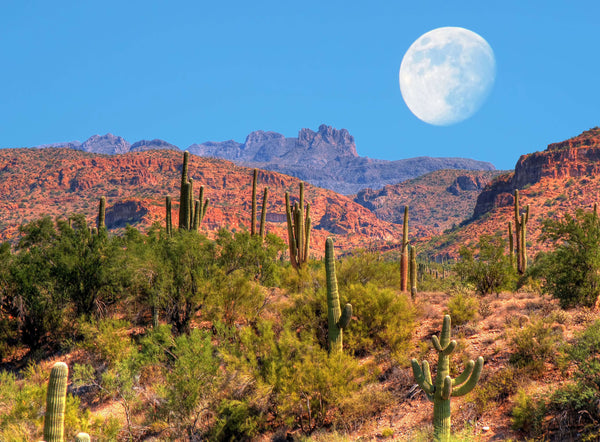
[0,148,404,252]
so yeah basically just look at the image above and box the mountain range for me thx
[27,125,495,194]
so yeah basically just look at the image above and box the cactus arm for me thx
[411,359,434,399]
[202,198,209,222]
[432,335,443,352]
[441,376,452,401]
[285,192,298,269]
[97,196,106,231]
[452,359,474,387]
[440,315,452,347]
[259,186,268,238]
[441,340,457,356]
[298,183,305,263]
[452,357,484,397]
[303,203,311,262]
[193,200,200,231]
[337,303,352,329]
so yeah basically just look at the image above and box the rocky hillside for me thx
[425,127,600,259]
[0,148,407,253]
[354,169,503,235]
[190,124,496,194]
[27,125,496,195]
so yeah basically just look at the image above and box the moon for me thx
[399,27,496,126]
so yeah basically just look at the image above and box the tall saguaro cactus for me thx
[411,315,484,442]
[325,238,352,353]
[285,182,311,269]
[508,221,514,269]
[400,206,409,292]
[259,187,268,238]
[165,196,173,237]
[513,190,530,274]
[176,152,209,231]
[250,169,269,238]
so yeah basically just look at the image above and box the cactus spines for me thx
[259,186,268,238]
[410,245,417,299]
[166,196,173,236]
[325,238,352,353]
[285,182,311,269]
[411,315,484,442]
[43,362,68,442]
[251,168,258,235]
[75,433,91,442]
[400,206,409,292]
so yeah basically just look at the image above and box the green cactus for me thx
[259,186,268,238]
[410,245,417,299]
[194,185,209,231]
[400,206,409,292]
[176,152,208,231]
[166,196,173,236]
[508,221,514,269]
[178,151,190,230]
[325,238,352,353]
[411,315,484,442]
[97,196,106,232]
[285,182,311,269]
[43,362,68,442]
[513,190,529,274]
[75,433,91,442]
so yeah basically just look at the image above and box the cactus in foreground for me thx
[43,362,68,442]
[325,238,352,353]
[400,206,409,292]
[411,315,484,442]
[75,433,91,442]
[285,182,311,269]
[97,196,106,232]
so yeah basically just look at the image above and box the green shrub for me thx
[446,293,479,326]
[211,399,264,441]
[508,318,564,375]
[511,389,546,435]
[474,366,522,414]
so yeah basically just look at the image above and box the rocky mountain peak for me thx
[130,139,180,152]
[80,134,131,155]
[297,125,358,158]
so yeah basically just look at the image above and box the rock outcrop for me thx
[473,127,600,218]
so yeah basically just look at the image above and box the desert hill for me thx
[353,169,504,235]
[0,148,409,252]
[25,125,496,195]
[424,127,600,259]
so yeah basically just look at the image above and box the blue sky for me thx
[0,1,598,170]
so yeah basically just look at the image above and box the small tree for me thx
[455,234,515,296]
[533,209,600,308]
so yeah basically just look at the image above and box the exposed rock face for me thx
[473,127,600,218]
[354,169,501,234]
[130,139,180,152]
[105,200,149,229]
[190,124,495,194]
[80,134,131,154]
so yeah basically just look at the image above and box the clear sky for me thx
[1,1,598,170]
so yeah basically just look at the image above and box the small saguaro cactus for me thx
[285,182,311,269]
[508,221,514,269]
[43,362,68,442]
[325,237,352,353]
[259,186,268,238]
[400,206,409,292]
[250,169,269,238]
[513,189,530,274]
[165,196,173,236]
[176,152,209,231]
[411,315,484,442]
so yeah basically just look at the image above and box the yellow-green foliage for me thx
[446,293,479,326]
[508,317,564,375]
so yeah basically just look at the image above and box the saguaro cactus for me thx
[513,190,530,274]
[75,433,91,442]
[165,196,173,236]
[177,152,209,231]
[285,182,311,269]
[410,245,417,299]
[251,168,258,235]
[259,186,268,238]
[43,362,68,442]
[400,206,409,292]
[325,238,352,353]
[508,221,514,269]
[411,315,484,442]
[97,196,106,232]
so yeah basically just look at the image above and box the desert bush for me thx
[474,366,523,414]
[508,318,564,375]
[511,389,546,436]
[455,234,516,296]
[446,292,479,326]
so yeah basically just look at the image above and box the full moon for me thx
[399,27,496,126]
